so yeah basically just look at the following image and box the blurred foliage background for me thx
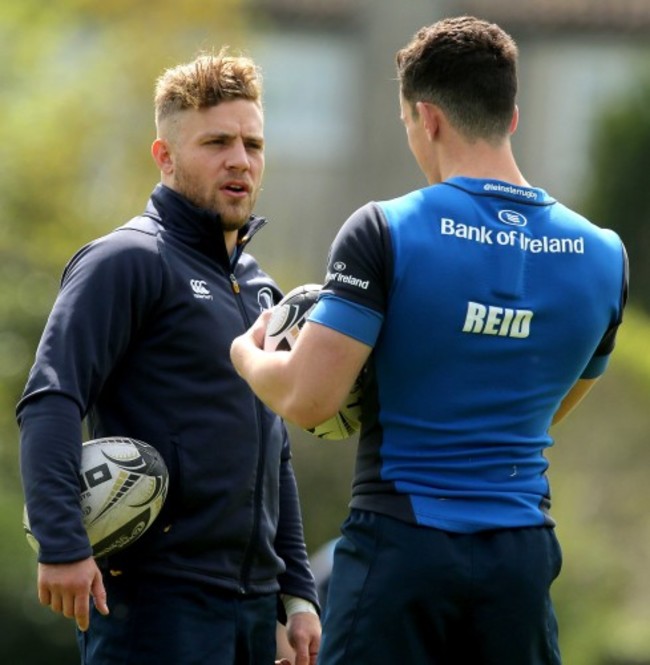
[1,1,649,664]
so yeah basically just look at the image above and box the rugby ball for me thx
[265,283,322,352]
[264,284,362,440]
[24,437,169,559]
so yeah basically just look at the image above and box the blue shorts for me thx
[77,572,277,665]
[319,509,562,665]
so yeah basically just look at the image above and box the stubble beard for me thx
[173,167,258,232]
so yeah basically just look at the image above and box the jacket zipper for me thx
[229,266,266,593]
[229,273,240,294]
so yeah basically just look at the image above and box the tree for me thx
[582,76,650,313]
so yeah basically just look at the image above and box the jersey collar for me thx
[443,177,555,206]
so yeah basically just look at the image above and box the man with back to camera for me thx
[231,16,628,665]
[17,48,321,665]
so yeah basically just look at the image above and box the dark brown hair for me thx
[396,16,518,141]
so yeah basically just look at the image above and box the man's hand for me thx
[285,611,321,665]
[245,308,273,350]
[230,308,272,377]
[37,557,109,631]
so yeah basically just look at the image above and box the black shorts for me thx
[319,509,562,665]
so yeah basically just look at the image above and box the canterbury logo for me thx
[190,279,213,300]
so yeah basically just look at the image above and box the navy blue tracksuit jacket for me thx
[17,184,318,607]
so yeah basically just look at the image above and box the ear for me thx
[509,105,519,135]
[416,101,441,142]
[151,138,174,175]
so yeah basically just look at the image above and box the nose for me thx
[225,139,250,171]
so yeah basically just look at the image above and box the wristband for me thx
[280,593,318,617]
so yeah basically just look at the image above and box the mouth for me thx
[221,181,250,198]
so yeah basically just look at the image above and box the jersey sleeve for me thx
[308,202,392,346]
[580,240,629,379]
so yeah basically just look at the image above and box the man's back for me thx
[317,177,626,532]
[229,17,630,665]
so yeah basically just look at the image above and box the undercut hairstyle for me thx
[154,47,262,131]
[396,16,519,142]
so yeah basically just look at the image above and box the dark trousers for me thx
[318,509,562,665]
[77,572,277,665]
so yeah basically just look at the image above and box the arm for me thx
[19,394,109,630]
[273,428,320,609]
[233,203,388,427]
[551,378,598,426]
[272,426,321,665]
[552,241,627,426]
[17,229,161,628]
[231,315,371,429]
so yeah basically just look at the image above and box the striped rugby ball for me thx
[264,284,362,440]
[24,437,168,558]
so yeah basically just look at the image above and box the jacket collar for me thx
[145,183,267,264]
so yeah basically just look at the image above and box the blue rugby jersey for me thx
[308,177,628,533]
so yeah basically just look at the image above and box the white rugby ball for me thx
[24,437,169,559]
[264,284,362,440]
[265,283,322,352]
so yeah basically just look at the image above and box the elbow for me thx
[282,394,340,430]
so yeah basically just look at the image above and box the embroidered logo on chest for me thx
[190,279,213,300]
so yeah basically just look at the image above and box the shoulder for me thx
[70,216,161,264]
[62,216,164,288]
[371,185,453,231]
[335,201,390,245]
[553,203,625,254]
[342,187,442,231]
[339,186,445,241]
[331,200,400,269]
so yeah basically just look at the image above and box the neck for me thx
[432,135,529,187]
[224,230,238,258]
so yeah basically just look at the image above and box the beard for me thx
[173,164,258,232]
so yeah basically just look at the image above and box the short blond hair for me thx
[154,47,262,129]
